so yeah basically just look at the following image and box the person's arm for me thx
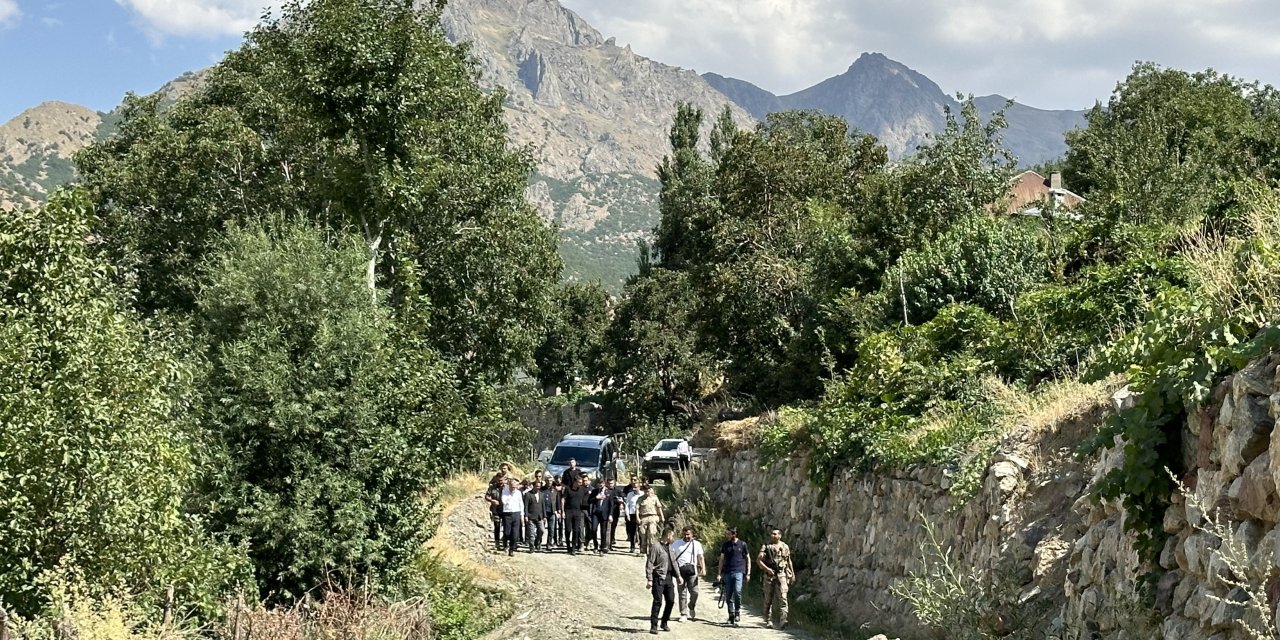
[697,546,706,576]
[744,543,752,582]
[717,550,724,581]
[757,547,773,577]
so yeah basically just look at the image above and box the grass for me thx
[423,473,502,584]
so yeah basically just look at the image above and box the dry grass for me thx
[216,590,434,640]
[1183,185,1280,326]
[710,416,762,452]
[423,473,501,583]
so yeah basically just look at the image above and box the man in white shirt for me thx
[624,480,644,553]
[670,526,706,621]
[676,438,692,472]
[500,477,525,557]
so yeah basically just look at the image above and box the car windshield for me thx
[551,445,601,467]
[654,440,680,451]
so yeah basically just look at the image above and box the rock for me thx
[1230,452,1280,522]
[1220,395,1273,477]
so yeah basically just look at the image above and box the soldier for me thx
[636,484,665,552]
[757,527,794,630]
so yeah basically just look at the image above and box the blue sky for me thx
[0,1,245,123]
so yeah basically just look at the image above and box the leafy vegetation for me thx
[2,0,556,633]
[564,63,1280,561]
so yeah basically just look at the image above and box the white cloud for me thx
[114,0,282,39]
[0,0,22,28]
[559,0,1280,110]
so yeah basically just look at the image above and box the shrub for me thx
[805,304,1006,482]
[0,191,247,617]
[195,222,476,600]
[894,215,1047,324]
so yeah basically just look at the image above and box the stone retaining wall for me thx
[693,352,1280,639]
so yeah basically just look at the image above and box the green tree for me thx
[195,221,479,600]
[77,0,560,383]
[1063,63,1280,258]
[893,215,1047,324]
[595,269,718,426]
[853,97,1016,288]
[698,111,887,403]
[653,103,719,270]
[0,191,246,617]
[533,281,611,393]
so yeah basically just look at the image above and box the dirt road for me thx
[441,492,815,640]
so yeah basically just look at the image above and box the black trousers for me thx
[491,513,502,546]
[609,512,620,548]
[591,512,611,550]
[626,514,638,550]
[650,576,676,628]
[566,510,587,551]
[502,512,522,553]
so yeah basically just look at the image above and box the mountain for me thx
[439,0,751,286]
[0,8,1088,288]
[703,52,1087,164]
[0,101,102,210]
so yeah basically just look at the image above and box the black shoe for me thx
[649,627,658,635]
[660,625,671,632]
[508,549,514,557]
[689,607,696,621]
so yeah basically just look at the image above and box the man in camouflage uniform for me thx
[756,527,794,630]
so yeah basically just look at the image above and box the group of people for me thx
[484,460,669,557]
[483,461,797,634]
[644,524,794,633]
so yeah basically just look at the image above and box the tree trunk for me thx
[361,215,384,305]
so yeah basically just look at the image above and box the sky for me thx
[3,0,1280,123]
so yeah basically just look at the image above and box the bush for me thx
[804,305,1007,482]
[894,215,1047,324]
[195,222,476,600]
[0,191,247,617]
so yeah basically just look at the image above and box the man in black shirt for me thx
[590,478,614,554]
[562,476,590,554]
[560,458,580,487]
[716,527,751,626]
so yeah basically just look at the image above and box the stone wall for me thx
[517,400,606,452]
[693,352,1280,639]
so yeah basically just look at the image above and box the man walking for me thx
[636,485,664,552]
[676,438,692,472]
[559,458,580,487]
[757,527,794,629]
[523,480,546,553]
[644,527,684,635]
[563,476,590,554]
[590,478,614,554]
[624,479,643,553]
[716,527,751,626]
[671,526,705,622]
[499,477,525,557]
[543,478,561,550]
[609,478,625,550]
[484,473,505,550]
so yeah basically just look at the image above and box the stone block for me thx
[1221,396,1273,477]
[1229,452,1280,522]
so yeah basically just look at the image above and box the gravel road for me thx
[443,492,815,640]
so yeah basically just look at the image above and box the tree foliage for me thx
[0,191,246,617]
[195,222,479,600]
[533,281,611,393]
[77,0,560,383]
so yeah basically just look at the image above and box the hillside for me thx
[0,101,102,210]
[0,5,1088,287]
[703,52,1087,164]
